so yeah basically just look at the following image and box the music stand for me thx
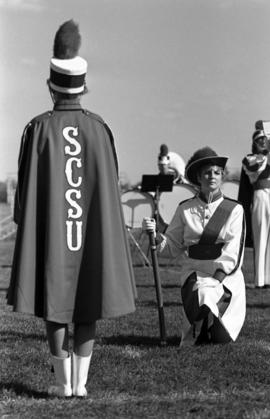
[141,174,174,227]
[141,174,174,345]
[141,174,174,192]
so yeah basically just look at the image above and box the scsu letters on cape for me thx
[64,126,83,252]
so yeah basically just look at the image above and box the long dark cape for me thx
[8,101,136,322]
[237,168,253,248]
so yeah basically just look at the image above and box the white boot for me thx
[48,355,72,397]
[72,352,92,397]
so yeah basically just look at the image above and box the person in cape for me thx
[7,20,136,397]
[143,147,246,346]
[238,127,270,288]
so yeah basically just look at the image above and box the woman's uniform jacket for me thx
[158,193,246,343]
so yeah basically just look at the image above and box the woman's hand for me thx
[142,217,156,236]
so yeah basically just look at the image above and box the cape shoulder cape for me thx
[8,103,136,322]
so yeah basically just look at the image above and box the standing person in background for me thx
[238,128,270,288]
[143,147,246,346]
[7,20,136,397]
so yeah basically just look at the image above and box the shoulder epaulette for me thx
[222,195,240,206]
[82,109,105,125]
[178,195,196,207]
[30,111,53,125]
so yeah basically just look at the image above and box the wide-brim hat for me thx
[49,20,87,94]
[185,147,228,186]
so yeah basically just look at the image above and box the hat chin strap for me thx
[50,88,56,104]
[47,80,56,104]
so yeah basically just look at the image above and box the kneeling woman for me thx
[143,147,246,346]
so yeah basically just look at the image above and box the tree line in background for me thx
[0,167,241,203]
[0,182,8,203]
[0,178,17,203]
[119,168,241,193]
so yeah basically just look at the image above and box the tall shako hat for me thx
[185,146,228,186]
[49,20,87,94]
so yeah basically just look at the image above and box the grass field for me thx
[1,236,270,418]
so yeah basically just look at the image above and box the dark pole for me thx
[148,230,166,346]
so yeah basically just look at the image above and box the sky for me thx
[1,0,270,184]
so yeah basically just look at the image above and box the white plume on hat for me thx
[49,19,87,94]
[167,151,186,179]
[158,144,186,181]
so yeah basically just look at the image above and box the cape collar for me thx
[54,99,82,111]
[198,190,223,204]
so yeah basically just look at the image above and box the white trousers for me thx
[252,188,270,287]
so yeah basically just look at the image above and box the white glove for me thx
[142,217,156,236]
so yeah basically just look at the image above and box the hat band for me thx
[49,82,84,94]
[50,68,85,90]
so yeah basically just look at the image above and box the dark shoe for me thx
[195,332,211,345]
[195,319,211,345]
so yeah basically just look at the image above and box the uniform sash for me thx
[188,198,238,260]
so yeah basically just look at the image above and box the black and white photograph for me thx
[1,0,270,417]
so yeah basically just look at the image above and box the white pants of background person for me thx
[252,188,270,287]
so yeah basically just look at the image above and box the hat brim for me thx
[185,156,228,186]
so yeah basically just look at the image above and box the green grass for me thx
[1,240,270,418]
